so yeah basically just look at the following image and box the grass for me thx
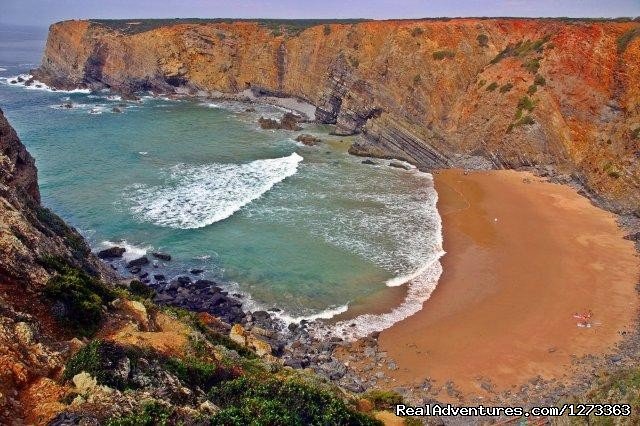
[527,84,537,95]
[478,79,486,87]
[486,82,498,91]
[43,262,116,337]
[617,27,640,53]
[534,74,546,86]
[208,377,381,425]
[433,49,455,60]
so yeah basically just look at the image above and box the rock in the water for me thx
[127,256,149,267]
[153,274,166,281]
[258,112,302,131]
[389,161,412,170]
[97,246,126,259]
[295,134,322,146]
[152,252,171,261]
[361,159,377,165]
[112,107,122,113]
[190,268,204,275]
[177,276,192,285]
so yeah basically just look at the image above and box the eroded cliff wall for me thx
[34,19,640,212]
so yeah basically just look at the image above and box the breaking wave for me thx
[127,153,303,229]
[0,74,90,93]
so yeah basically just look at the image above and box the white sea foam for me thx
[0,74,90,93]
[319,255,443,340]
[99,240,151,262]
[126,152,303,229]
[0,67,6,72]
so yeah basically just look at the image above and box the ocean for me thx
[0,24,443,338]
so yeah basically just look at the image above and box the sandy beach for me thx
[365,169,639,399]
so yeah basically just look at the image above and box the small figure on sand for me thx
[573,310,593,328]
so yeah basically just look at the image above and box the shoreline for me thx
[337,168,640,402]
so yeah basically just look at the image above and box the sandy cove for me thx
[338,168,639,402]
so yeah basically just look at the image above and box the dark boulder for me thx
[153,274,166,281]
[295,134,322,146]
[97,246,126,259]
[127,256,149,267]
[152,252,171,261]
[190,268,204,275]
[177,276,192,285]
[361,159,377,165]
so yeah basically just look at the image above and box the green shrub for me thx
[517,95,535,112]
[129,280,155,299]
[432,49,455,60]
[209,377,380,425]
[411,27,424,37]
[164,356,234,391]
[617,27,640,53]
[362,389,404,410]
[477,33,489,47]
[413,74,422,85]
[522,57,541,74]
[631,127,640,139]
[348,56,359,68]
[486,82,498,91]
[44,265,115,336]
[64,340,131,388]
[603,162,622,178]
[106,401,173,426]
[323,24,331,36]
[534,74,546,86]
[478,79,486,87]
[527,84,538,95]
[499,83,514,93]
[490,35,550,64]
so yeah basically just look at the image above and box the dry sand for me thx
[376,169,639,398]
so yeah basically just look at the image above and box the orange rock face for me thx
[35,19,640,211]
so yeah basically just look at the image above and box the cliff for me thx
[34,18,640,213]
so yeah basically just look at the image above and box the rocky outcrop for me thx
[34,18,640,211]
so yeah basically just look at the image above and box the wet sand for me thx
[376,169,639,397]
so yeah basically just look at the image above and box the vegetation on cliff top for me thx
[90,18,369,36]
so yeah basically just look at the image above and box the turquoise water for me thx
[0,30,442,332]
